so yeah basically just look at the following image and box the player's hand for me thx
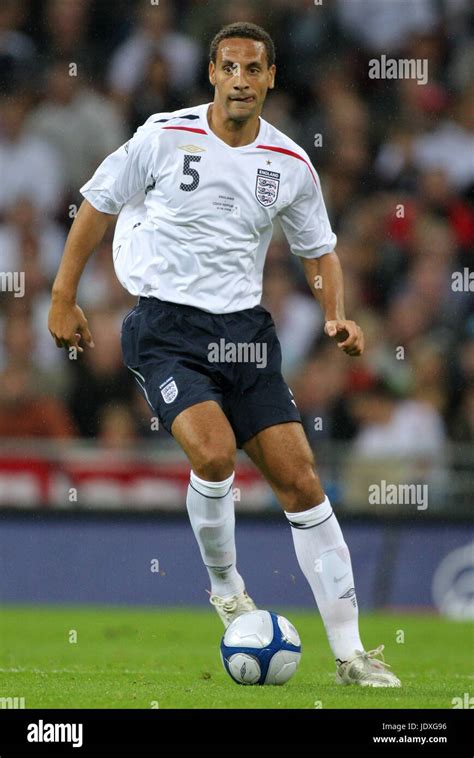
[48,299,94,353]
[324,320,364,356]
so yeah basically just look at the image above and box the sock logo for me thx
[339,587,357,607]
[334,572,349,583]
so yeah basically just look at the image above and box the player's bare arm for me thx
[302,252,365,357]
[48,200,115,352]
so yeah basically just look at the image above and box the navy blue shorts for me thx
[120,297,302,448]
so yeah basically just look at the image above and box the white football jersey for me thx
[80,102,336,314]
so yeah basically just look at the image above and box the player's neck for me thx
[207,102,261,148]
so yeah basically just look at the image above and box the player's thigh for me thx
[243,422,324,504]
[171,400,237,480]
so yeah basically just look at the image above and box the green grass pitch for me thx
[0,606,472,709]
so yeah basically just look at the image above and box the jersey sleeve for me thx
[278,161,336,258]
[79,127,157,215]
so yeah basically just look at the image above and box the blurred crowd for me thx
[0,0,473,477]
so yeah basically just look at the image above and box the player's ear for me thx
[209,61,216,86]
[268,64,276,90]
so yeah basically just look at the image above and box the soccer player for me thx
[48,22,400,687]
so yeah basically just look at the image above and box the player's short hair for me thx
[210,22,275,68]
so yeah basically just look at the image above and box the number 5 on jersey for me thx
[180,155,201,192]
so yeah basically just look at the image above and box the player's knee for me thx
[192,446,236,482]
[278,464,323,511]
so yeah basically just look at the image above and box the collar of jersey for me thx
[200,102,267,150]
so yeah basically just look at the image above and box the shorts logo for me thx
[255,168,280,207]
[160,377,178,404]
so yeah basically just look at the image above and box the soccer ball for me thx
[220,610,301,685]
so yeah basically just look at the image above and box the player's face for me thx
[209,38,276,122]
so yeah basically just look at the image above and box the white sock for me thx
[186,470,245,599]
[285,496,364,663]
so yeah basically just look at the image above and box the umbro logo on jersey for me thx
[255,168,280,207]
[177,144,206,153]
[159,377,178,404]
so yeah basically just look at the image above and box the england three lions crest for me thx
[160,377,178,404]
[255,168,280,207]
